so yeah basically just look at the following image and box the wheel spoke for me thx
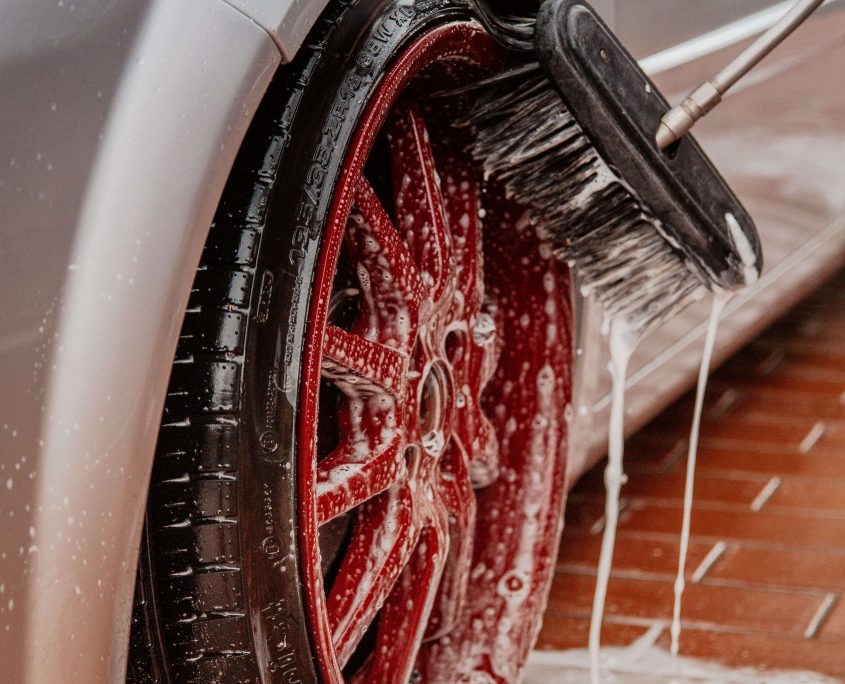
[316,435,405,525]
[431,135,485,324]
[416,196,573,681]
[321,324,408,399]
[387,104,455,303]
[348,177,427,353]
[454,323,501,487]
[442,313,501,488]
[361,519,448,683]
[326,486,419,668]
[430,128,501,485]
[425,439,476,639]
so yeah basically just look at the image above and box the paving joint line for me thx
[758,348,786,375]
[799,421,827,453]
[708,388,740,420]
[546,609,832,641]
[657,439,688,473]
[804,593,838,639]
[690,541,727,583]
[553,565,839,596]
[605,528,845,555]
[750,477,782,511]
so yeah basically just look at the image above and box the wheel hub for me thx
[418,359,452,457]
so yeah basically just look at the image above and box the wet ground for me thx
[531,270,845,682]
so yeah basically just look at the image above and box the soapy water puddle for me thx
[525,632,842,684]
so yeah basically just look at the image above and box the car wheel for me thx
[129,1,573,682]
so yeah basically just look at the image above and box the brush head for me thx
[535,0,762,289]
[463,0,763,336]
[466,68,705,335]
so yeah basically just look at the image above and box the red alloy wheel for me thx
[298,23,573,683]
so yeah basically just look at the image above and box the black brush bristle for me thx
[464,66,705,336]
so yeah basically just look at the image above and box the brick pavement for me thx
[535,270,845,679]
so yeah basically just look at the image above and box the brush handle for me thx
[655,0,824,149]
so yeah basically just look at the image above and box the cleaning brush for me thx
[462,0,764,336]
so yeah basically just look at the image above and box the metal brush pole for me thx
[655,0,825,149]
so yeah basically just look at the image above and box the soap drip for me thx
[588,318,637,684]
[671,294,728,658]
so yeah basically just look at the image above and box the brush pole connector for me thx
[655,82,721,150]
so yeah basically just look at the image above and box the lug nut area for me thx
[418,360,453,457]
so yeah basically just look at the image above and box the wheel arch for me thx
[21,1,282,682]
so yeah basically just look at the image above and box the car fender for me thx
[0,1,281,682]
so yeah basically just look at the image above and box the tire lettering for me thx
[313,143,331,168]
[255,269,274,324]
[285,3,420,390]
[262,599,304,682]
[306,164,324,188]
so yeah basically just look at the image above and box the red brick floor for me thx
[536,270,845,679]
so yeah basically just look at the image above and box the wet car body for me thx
[0,0,843,681]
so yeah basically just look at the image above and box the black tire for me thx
[128,1,488,682]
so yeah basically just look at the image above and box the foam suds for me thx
[726,212,760,286]
[589,317,637,684]
[526,637,841,683]
[671,295,727,657]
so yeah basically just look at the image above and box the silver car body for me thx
[0,1,843,681]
